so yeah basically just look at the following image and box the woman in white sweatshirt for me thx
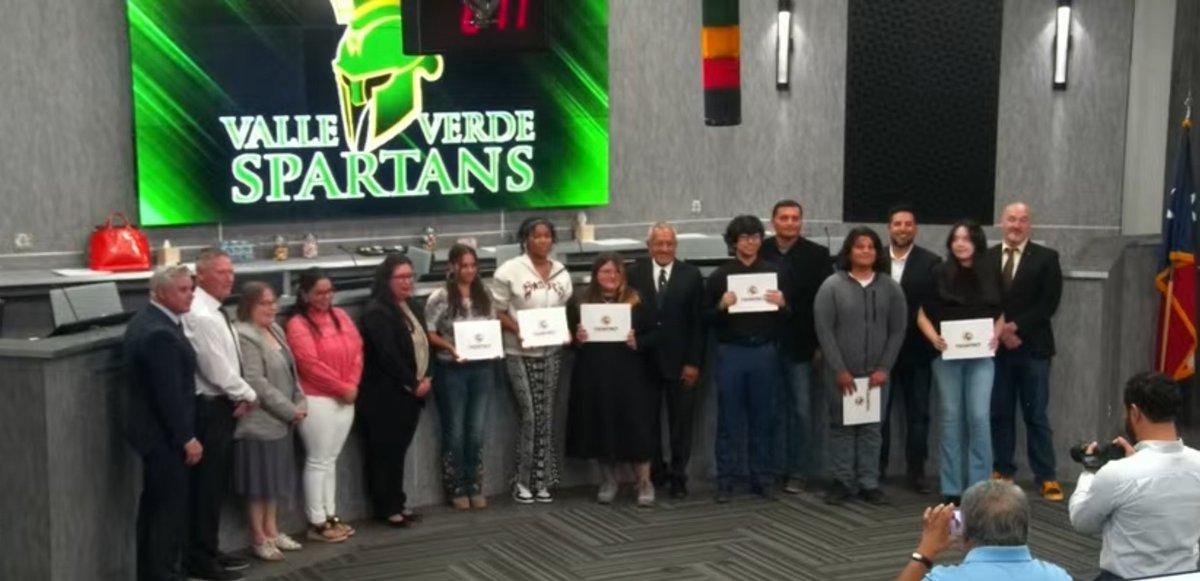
[491,217,573,504]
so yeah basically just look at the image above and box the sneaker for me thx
[715,486,734,504]
[272,534,302,551]
[252,542,283,562]
[513,483,535,504]
[217,553,250,571]
[991,471,1013,482]
[636,482,656,508]
[1041,480,1065,502]
[451,496,471,511]
[469,494,489,509]
[823,482,853,506]
[327,516,355,537]
[306,522,349,543]
[597,480,618,505]
[535,487,554,503]
[783,478,806,495]
[858,488,887,505]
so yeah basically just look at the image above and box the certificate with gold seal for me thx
[453,320,504,360]
[940,318,996,360]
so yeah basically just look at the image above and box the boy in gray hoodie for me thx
[813,227,907,505]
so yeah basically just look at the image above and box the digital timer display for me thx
[403,0,549,54]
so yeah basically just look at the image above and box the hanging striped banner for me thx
[702,0,740,126]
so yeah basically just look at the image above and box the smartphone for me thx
[950,509,964,538]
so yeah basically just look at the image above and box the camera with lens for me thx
[1070,441,1128,471]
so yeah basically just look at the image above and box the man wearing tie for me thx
[989,203,1065,501]
[124,265,200,581]
[629,223,706,498]
[183,249,258,580]
[879,205,941,493]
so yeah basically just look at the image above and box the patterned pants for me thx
[506,352,562,490]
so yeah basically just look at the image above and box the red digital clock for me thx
[403,0,549,54]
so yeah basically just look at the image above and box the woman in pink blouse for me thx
[285,268,362,544]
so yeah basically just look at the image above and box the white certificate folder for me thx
[517,307,570,348]
[726,273,779,313]
[580,303,631,343]
[940,318,996,360]
[843,378,881,426]
[453,320,504,360]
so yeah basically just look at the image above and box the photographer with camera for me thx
[1069,371,1200,580]
[896,480,1070,581]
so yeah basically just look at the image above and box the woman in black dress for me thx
[567,254,659,507]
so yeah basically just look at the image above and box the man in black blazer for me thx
[759,200,833,494]
[878,206,941,493]
[629,223,706,498]
[989,202,1065,501]
[124,265,201,581]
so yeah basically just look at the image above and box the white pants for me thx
[297,395,355,525]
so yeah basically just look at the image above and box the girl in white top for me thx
[491,217,573,504]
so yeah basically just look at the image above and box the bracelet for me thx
[910,552,933,569]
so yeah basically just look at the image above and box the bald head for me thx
[1001,202,1032,246]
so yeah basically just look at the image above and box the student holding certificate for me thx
[916,220,1006,505]
[491,217,573,505]
[565,254,659,507]
[813,227,907,506]
[424,244,500,511]
[704,215,789,503]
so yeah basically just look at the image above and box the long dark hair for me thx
[236,281,274,323]
[290,267,340,335]
[446,243,491,318]
[939,220,997,303]
[835,226,889,274]
[583,253,640,305]
[370,254,415,330]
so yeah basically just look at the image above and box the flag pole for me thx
[1161,268,1175,374]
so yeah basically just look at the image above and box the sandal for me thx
[306,521,348,543]
[327,516,356,537]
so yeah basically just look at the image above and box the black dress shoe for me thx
[187,566,245,581]
[909,473,933,495]
[823,482,853,506]
[942,495,962,506]
[750,484,775,501]
[858,488,888,505]
[217,553,250,571]
[715,486,734,504]
[669,479,688,499]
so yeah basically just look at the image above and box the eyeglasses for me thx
[392,274,415,281]
[737,234,763,242]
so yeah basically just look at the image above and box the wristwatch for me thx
[911,552,933,569]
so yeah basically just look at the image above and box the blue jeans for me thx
[774,361,815,480]
[433,359,496,496]
[991,351,1056,482]
[932,357,994,496]
[716,343,778,489]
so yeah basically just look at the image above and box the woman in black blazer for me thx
[358,254,432,527]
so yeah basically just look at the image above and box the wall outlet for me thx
[14,233,33,249]
[690,200,702,214]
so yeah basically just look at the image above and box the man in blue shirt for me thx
[897,480,1071,581]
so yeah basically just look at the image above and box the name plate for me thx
[517,306,570,348]
[453,320,503,360]
[941,318,996,360]
[727,273,779,314]
[580,303,631,343]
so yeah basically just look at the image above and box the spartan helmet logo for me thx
[330,0,444,152]
[963,332,974,341]
[474,333,484,343]
[748,285,759,295]
[601,315,612,325]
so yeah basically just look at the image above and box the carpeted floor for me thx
[242,479,1101,581]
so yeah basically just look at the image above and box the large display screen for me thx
[128,0,609,227]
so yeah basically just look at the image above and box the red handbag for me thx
[88,212,151,272]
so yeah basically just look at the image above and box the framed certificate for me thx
[941,318,996,360]
[580,303,631,343]
[517,306,570,348]
[453,320,504,360]
[843,377,881,426]
[727,273,779,314]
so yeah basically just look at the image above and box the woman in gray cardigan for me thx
[814,227,907,507]
[233,282,308,561]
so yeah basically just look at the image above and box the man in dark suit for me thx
[124,265,201,581]
[630,222,706,498]
[878,205,941,493]
[989,202,1065,501]
[760,200,833,494]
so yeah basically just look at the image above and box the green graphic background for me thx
[128,0,609,226]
